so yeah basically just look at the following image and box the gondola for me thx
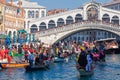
[25,64,49,71]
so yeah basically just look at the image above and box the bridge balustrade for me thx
[34,20,120,37]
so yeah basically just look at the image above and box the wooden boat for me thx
[25,64,49,71]
[1,63,29,68]
[53,57,65,63]
[0,63,2,70]
[78,69,94,77]
[95,38,120,54]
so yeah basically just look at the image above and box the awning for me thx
[0,34,9,39]
[18,29,27,33]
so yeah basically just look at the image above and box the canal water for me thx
[0,54,120,80]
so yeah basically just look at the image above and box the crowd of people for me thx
[0,40,107,70]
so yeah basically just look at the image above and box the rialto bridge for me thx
[29,1,120,45]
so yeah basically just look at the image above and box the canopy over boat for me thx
[95,38,118,49]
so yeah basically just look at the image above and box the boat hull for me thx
[105,48,120,54]
[78,69,94,77]
[1,63,29,68]
[25,64,49,71]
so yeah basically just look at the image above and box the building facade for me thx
[103,0,120,11]
[4,0,25,41]
[14,0,46,33]
[0,0,4,34]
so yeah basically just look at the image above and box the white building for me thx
[14,0,46,33]
[103,0,120,11]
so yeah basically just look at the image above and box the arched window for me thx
[24,21,26,29]
[102,14,110,22]
[13,31,17,43]
[41,11,45,17]
[75,14,83,22]
[57,18,65,27]
[28,11,32,18]
[28,21,30,28]
[32,11,34,18]
[36,11,39,18]
[30,24,38,33]
[48,20,55,29]
[8,31,12,38]
[39,22,46,30]
[111,16,119,25]
[66,16,73,24]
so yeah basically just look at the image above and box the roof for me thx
[18,29,27,33]
[13,0,45,9]
[95,38,116,42]
[103,0,120,6]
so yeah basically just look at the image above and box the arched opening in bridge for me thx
[75,14,83,22]
[66,16,73,24]
[39,22,46,31]
[111,16,119,25]
[30,24,38,33]
[54,29,120,45]
[48,20,55,29]
[102,14,110,22]
[57,18,65,27]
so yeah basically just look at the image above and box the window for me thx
[36,11,39,18]
[28,11,31,18]
[32,11,34,18]
[41,11,45,17]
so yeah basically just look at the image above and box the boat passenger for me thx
[86,51,93,71]
[28,52,34,67]
[99,50,105,62]
[39,52,44,64]
[77,49,87,70]
[24,50,29,62]
[92,52,99,62]
[35,55,40,65]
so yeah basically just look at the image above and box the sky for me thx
[29,0,112,10]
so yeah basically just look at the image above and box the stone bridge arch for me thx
[54,29,120,44]
[34,21,120,45]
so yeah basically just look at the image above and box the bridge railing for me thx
[33,20,120,37]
